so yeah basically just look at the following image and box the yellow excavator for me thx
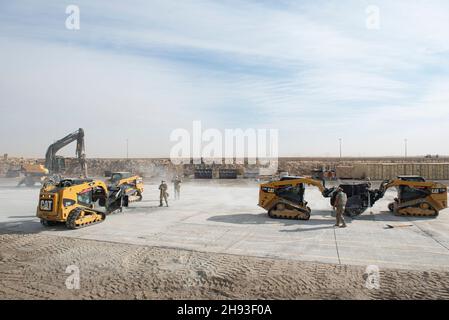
[19,128,87,187]
[37,178,126,229]
[375,176,447,217]
[258,176,334,220]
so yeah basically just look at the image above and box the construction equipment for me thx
[332,182,379,217]
[107,172,144,206]
[258,176,334,220]
[17,164,49,186]
[311,168,336,181]
[44,128,87,177]
[37,178,125,229]
[335,176,448,217]
[19,128,87,186]
[375,176,447,217]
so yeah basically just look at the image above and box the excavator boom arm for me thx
[44,128,87,176]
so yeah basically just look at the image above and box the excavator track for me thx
[268,201,311,220]
[66,208,106,230]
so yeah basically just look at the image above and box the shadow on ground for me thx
[0,206,163,235]
[8,215,36,218]
[280,225,337,233]
[0,219,55,235]
[207,209,436,230]
[351,211,438,222]
[0,185,41,190]
[207,210,345,227]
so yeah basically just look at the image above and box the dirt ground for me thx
[1,233,449,300]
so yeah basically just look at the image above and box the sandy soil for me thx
[1,233,449,300]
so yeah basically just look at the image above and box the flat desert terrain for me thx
[1,178,449,299]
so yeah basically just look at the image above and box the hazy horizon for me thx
[3,154,448,160]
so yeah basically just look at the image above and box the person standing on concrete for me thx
[159,180,169,207]
[334,187,347,228]
[173,175,182,200]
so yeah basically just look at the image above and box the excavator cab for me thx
[52,156,66,174]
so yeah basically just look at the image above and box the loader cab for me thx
[55,179,107,208]
[337,182,374,216]
[57,178,93,188]
[77,188,93,206]
[280,175,304,181]
[276,181,306,205]
[396,176,430,202]
[398,175,426,182]
[110,172,132,184]
[311,169,324,180]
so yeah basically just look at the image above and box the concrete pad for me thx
[1,178,449,271]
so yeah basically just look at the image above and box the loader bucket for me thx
[338,183,378,217]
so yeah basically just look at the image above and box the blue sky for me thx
[0,0,449,157]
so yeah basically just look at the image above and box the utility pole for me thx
[126,139,129,159]
[339,138,342,160]
[404,138,408,160]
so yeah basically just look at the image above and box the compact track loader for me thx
[107,172,144,206]
[17,164,49,187]
[376,176,447,217]
[258,176,334,220]
[37,178,126,229]
[334,176,447,217]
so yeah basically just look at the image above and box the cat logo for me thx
[40,199,53,211]
[432,188,447,194]
[261,187,275,193]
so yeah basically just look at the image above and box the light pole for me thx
[404,138,408,160]
[126,138,129,159]
[339,138,342,160]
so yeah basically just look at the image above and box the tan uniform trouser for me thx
[174,187,180,199]
[160,194,168,206]
[336,206,346,225]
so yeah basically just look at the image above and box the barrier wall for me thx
[348,163,449,180]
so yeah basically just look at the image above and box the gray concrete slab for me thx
[1,178,449,271]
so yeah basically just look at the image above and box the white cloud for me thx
[0,0,449,157]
